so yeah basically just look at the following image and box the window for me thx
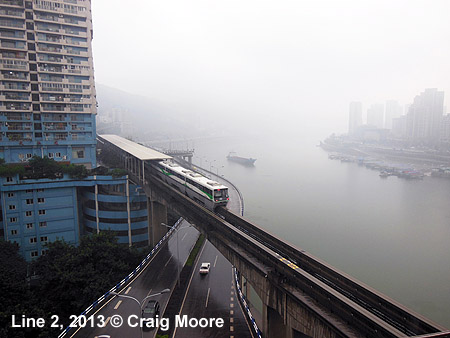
[26,199,33,205]
[40,236,48,243]
[39,210,46,215]
[41,249,48,256]
[30,237,37,244]
[26,153,32,158]
[26,211,33,217]
[26,189,33,193]
[11,229,18,235]
[26,223,33,229]
[31,251,38,258]
[72,147,85,159]
[38,197,45,203]
[8,204,16,210]
[7,192,15,198]
[37,188,44,192]
[39,221,47,227]
[55,152,61,158]
[9,217,17,222]
[48,152,54,158]
[6,177,13,182]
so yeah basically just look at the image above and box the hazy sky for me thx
[91,0,450,135]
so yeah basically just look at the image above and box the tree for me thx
[31,232,144,327]
[0,241,28,338]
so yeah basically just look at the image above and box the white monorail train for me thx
[152,160,229,210]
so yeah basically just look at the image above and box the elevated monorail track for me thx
[142,165,446,337]
[217,208,445,337]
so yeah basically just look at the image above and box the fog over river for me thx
[173,131,450,327]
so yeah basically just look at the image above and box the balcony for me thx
[0,19,24,28]
[0,60,27,70]
[0,0,24,6]
[0,8,24,17]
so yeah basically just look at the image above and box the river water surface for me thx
[175,132,450,327]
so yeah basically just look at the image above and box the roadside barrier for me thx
[57,217,183,338]
[234,268,262,338]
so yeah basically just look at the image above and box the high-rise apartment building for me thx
[348,101,362,134]
[0,0,96,168]
[384,100,401,130]
[367,103,384,129]
[406,88,444,144]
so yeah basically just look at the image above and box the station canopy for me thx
[98,134,172,161]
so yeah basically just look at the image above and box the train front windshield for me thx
[214,189,229,200]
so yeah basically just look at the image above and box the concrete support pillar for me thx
[263,304,293,338]
[148,200,168,247]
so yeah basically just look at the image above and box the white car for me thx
[199,262,210,274]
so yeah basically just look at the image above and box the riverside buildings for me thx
[350,89,446,146]
[348,101,362,135]
[0,0,149,260]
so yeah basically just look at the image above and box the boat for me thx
[226,152,256,166]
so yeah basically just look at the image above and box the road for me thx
[174,241,253,338]
[71,221,199,338]
[174,165,253,338]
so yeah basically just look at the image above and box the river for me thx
[165,131,450,327]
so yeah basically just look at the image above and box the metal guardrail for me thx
[57,217,183,338]
[234,267,262,338]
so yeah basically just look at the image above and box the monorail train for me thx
[152,160,229,210]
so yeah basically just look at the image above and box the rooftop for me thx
[98,135,172,161]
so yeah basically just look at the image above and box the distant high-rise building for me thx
[367,104,384,129]
[348,101,362,134]
[385,100,402,129]
[440,114,450,144]
[0,0,97,168]
[406,88,444,144]
[392,115,407,138]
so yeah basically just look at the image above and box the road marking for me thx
[114,300,122,310]
[231,291,234,296]
[230,310,234,315]
[125,286,132,295]
[173,237,206,338]
[103,316,111,328]
[181,233,187,241]
[213,255,218,267]
[230,303,234,308]
[205,287,211,308]
[230,318,234,323]
[68,229,180,338]
[230,326,234,332]
[164,256,172,267]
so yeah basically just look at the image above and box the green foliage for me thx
[0,164,25,177]
[0,233,145,337]
[111,168,127,178]
[0,241,28,338]
[62,163,89,179]
[185,234,205,267]
[26,156,62,179]
[32,232,144,327]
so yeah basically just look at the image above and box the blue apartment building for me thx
[0,0,149,260]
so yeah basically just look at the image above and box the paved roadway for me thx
[174,166,253,338]
[71,221,199,338]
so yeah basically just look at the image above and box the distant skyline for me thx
[91,0,450,135]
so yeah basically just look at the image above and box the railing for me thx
[57,218,183,338]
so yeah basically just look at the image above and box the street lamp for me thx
[161,222,192,287]
[110,289,170,338]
